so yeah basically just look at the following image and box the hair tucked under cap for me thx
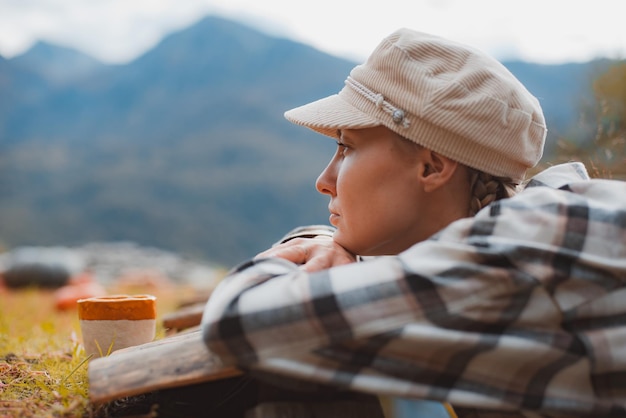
[284,28,547,182]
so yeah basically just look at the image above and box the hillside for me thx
[0,15,606,266]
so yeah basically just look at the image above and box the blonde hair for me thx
[467,168,520,216]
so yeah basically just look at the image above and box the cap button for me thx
[392,109,405,124]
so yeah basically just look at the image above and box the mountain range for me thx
[0,16,609,266]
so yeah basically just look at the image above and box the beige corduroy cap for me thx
[284,28,547,182]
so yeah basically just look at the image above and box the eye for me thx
[335,141,349,155]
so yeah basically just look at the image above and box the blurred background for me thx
[0,0,624,277]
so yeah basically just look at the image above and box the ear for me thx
[418,150,460,193]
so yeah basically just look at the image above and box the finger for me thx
[298,256,331,272]
[256,245,308,265]
[300,251,357,272]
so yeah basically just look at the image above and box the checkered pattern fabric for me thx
[202,162,626,417]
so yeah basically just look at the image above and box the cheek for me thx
[342,169,420,229]
[335,160,387,220]
[334,163,374,227]
[337,167,413,230]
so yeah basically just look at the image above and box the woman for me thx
[202,28,626,417]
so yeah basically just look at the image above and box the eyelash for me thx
[335,141,349,155]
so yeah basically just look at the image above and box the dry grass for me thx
[0,284,203,417]
[0,288,91,417]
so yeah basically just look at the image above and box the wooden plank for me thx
[88,330,242,404]
[161,302,205,331]
[176,290,212,308]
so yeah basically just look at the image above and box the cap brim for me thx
[284,94,379,139]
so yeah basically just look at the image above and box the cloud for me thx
[0,0,213,62]
[0,0,624,64]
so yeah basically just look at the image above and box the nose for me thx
[315,156,338,197]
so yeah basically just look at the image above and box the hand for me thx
[255,236,357,272]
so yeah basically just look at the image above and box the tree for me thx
[553,60,626,179]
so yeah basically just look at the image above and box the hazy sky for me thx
[0,0,624,65]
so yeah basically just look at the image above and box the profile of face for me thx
[316,126,433,256]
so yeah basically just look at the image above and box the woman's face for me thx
[315,126,427,256]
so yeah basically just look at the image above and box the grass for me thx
[0,288,92,417]
[0,283,206,417]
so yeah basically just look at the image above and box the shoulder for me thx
[433,162,626,255]
[524,162,589,189]
[511,161,626,213]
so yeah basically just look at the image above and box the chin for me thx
[347,239,407,258]
[332,234,358,255]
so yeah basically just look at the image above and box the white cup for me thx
[77,294,157,359]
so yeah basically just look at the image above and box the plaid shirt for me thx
[202,162,626,417]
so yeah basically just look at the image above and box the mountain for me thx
[10,41,106,85]
[0,16,353,266]
[0,15,609,266]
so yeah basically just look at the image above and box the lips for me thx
[328,206,340,226]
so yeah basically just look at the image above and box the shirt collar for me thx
[525,162,590,190]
